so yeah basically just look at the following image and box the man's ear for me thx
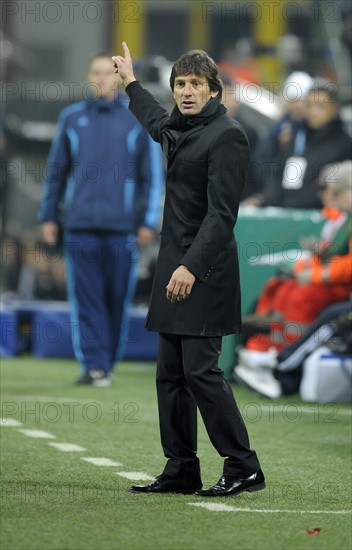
[210,90,219,98]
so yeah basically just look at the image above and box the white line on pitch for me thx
[49,442,86,452]
[18,429,56,439]
[189,502,352,514]
[115,471,154,481]
[0,418,22,427]
[81,457,123,467]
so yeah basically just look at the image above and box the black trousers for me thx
[156,333,261,478]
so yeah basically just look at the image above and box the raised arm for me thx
[112,42,136,87]
[112,43,171,147]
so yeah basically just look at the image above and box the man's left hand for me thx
[166,265,195,303]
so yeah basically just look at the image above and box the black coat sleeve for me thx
[181,126,249,282]
[126,81,175,156]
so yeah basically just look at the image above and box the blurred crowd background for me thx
[1,0,352,304]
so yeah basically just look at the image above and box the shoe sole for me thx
[247,481,266,492]
[92,380,111,387]
[195,482,266,498]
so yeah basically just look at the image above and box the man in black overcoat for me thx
[112,43,265,497]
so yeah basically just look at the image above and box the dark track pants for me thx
[64,231,137,374]
[157,333,261,478]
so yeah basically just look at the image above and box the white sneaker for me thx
[238,347,278,369]
[89,370,112,387]
[92,375,111,387]
[234,365,282,399]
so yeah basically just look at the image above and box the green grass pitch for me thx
[1,357,351,550]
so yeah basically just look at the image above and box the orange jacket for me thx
[294,236,352,297]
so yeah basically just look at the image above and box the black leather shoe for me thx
[130,474,202,494]
[194,469,265,497]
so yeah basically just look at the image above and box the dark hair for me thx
[170,50,223,97]
[307,78,340,103]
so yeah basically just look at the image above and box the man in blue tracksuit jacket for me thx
[39,55,163,385]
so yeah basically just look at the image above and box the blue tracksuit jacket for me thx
[38,95,163,232]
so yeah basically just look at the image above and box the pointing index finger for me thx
[122,41,131,60]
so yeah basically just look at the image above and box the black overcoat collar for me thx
[168,96,226,160]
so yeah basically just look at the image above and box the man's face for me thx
[306,90,339,129]
[88,57,119,99]
[173,74,218,115]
